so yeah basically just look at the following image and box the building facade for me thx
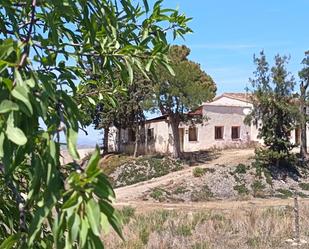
[108,93,302,154]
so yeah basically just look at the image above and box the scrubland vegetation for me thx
[105,205,309,249]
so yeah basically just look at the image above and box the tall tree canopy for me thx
[151,45,216,158]
[299,51,309,158]
[0,0,191,248]
[246,51,299,168]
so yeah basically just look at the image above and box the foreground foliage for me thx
[0,0,190,247]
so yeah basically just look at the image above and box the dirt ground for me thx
[114,149,255,202]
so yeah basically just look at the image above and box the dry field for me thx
[105,201,309,249]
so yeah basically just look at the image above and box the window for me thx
[189,127,198,141]
[128,129,136,142]
[147,128,154,142]
[231,126,240,140]
[215,126,224,140]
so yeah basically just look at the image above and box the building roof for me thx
[213,92,252,103]
[145,115,167,123]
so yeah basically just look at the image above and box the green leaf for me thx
[86,199,101,237]
[11,85,33,114]
[62,192,79,209]
[163,61,175,76]
[6,119,27,146]
[67,128,79,160]
[99,201,124,240]
[0,132,4,157]
[0,234,20,249]
[85,147,100,176]
[68,213,80,243]
[94,174,115,200]
[0,100,19,113]
[87,96,96,105]
[80,217,89,248]
[143,0,149,12]
[28,178,60,246]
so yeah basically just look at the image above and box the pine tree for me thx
[246,51,299,168]
[150,45,216,158]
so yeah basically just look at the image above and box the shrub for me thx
[251,180,266,198]
[234,163,247,174]
[276,189,293,199]
[191,184,213,201]
[193,167,206,177]
[193,167,215,177]
[234,184,249,195]
[173,186,189,195]
[299,182,309,191]
[150,188,168,202]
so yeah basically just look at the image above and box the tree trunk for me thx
[169,114,181,159]
[133,125,140,158]
[103,127,109,154]
[300,83,308,158]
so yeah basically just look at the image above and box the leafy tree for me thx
[299,51,309,159]
[246,51,299,168]
[0,0,190,248]
[77,71,152,157]
[150,45,216,158]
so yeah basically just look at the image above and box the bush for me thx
[234,184,249,195]
[276,189,293,199]
[299,182,309,191]
[251,180,266,198]
[234,164,247,174]
[191,184,213,201]
[193,167,215,177]
[193,167,206,177]
[150,188,169,202]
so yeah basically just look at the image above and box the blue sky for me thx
[78,0,309,147]
[166,0,309,93]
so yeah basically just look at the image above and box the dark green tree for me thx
[150,45,216,158]
[246,51,299,167]
[0,0,191,247]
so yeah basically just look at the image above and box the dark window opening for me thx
[215,126,224,140]
[128,129,136,142]
[295,128,300,145]
[231,126,240,140]
[189,127,198,141]
[147,128,154,142]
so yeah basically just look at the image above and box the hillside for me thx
[98,149,309,203]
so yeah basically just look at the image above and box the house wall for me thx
[179,105,252,152]
[145,120,171,154]
[107,120,171,155]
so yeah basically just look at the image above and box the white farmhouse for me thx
[108,93,301,154]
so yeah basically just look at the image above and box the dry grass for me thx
[104,203,309,249]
